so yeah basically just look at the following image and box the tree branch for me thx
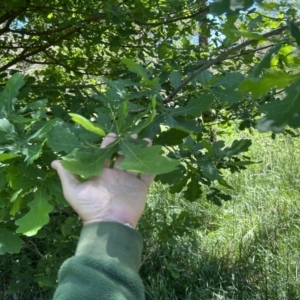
[164,20,300,103]
[131,7,208,27]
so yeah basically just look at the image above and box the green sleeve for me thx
[53,222,145,300]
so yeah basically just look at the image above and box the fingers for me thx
[140,174,155,187]
[101,132,117,148]
[51,160,79,191]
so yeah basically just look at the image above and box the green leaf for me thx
[169,95,214,117]
[207,188,232,206]
[240,71,300,98]
[118,141,179,174]
[156,164,185,185]
[69,113,106,136]
[130,95,157,134]
[184,175,201,201]
[116,101,129,133]
[0,229,23,255]
[0,169,7,191]
[154,128,188,146]
[0,73,25,116]
[169,175,189,194]
[46,176,67,205]
[287,21,300,47]
[233,30,264,40]
[165,115,202,133]
[169,71,182,89]
[15,186,53,236]
[223,139,252,156]
[62,145,118,178]
[198,161,221,180]
[256,83,300,132]
[22,141,45,164]
[211,88,242,104]
[121,58,149,80]
[193,70,213,87]
[158,42,172,60]
[251,44,282,78]
[26,119,57,142]
[213,72,245,89]
[0,118,17,145]
[0,153,19,161]
[47,125,82,153]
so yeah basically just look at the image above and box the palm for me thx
[52,161,153,228]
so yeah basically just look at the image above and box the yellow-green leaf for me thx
[69,113,106,136]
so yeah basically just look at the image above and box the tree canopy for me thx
[0,0,300,269]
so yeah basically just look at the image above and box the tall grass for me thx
[140,132,300,299]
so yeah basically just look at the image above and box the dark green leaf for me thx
[0,118,17,145]
[184,175,201,201]
[0,169,7,191]
[256,83,300,132]
[156,164,185,185]
[169,95,214,117]
[251,44,281,78]
[287,21,300,47]
[0,229,23,255]
[22,142,45,164]
[47,125,82,153]
[0,73,25,116]
[199,161,221,180]
[15,186,53,236]
[223,139,252,156]
[165,115,202,133]
[169,71,182,89]
[154,128,188,146]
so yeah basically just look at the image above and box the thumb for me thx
[51,160,79,193]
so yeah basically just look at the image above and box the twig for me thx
[163,20,300,103]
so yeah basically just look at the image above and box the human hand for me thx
[51,133,154,228]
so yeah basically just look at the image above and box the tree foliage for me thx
[0,0,300,294]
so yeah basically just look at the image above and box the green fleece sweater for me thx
[53,222,145,300]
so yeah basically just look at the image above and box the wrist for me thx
[83,218,136,229]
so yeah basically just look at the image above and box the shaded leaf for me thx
[169,71,182,89]
[47,126,82,153]
[169,95,214,117]
[239,71,300,98]
[154,128,188,146]
[0,118,17,144]
[199,161,221,180]
[257,83,300,132]
[0,229,23,255]
[287,20,300,47]
[121,58,149,80]
[184,175,201,201]
[156,164,185,185]
[0,73,25,116]
[15,186,53,236]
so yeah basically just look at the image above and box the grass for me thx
[140,131,300,299]
[2,131,300,299]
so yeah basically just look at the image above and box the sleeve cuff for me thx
[75,221,143,273]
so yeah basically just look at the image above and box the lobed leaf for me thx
[118,141,179,174]
[15,186,53,236]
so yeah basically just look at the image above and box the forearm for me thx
[53,222,145,300]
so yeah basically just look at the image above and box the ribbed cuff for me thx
[75,222,143,273]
